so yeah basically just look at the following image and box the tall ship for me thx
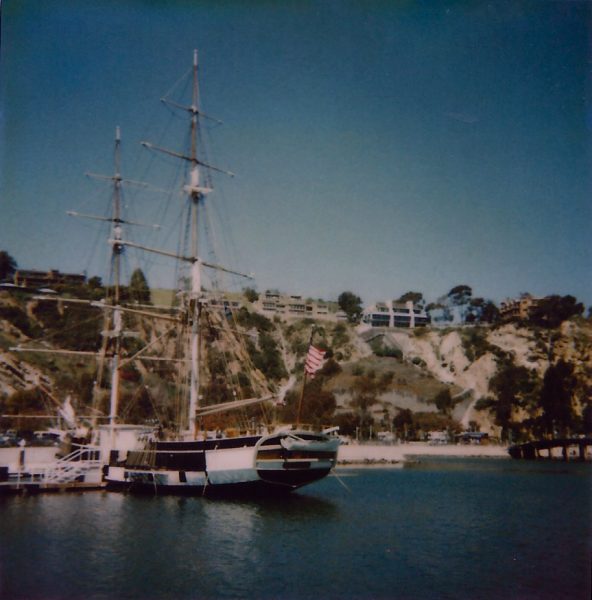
[101,51,339,494]
[6,50,338,495]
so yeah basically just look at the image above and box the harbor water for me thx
[1,458,590,599]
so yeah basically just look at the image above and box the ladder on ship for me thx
[42,446,102,485]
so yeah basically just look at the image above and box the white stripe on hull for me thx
[205,446,258,485]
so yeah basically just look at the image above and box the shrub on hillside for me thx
[0,305,38,337]
[235,307,273,332]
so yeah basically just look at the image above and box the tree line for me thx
[335,284,586,328]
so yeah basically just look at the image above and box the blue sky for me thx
[1,0,590,307]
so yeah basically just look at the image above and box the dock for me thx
[508,437,592,461]
[0,479,105,494]
[0,444,104,494]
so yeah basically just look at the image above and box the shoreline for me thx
[337,442,509,466]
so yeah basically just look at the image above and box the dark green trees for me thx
[539,360,577,436]
[448,285,472,306]
[529,295,584,328]
[396,291,425,307]
[242,287,259,303]
[129,268,151,304]
[477,362,537,442]
[0,251,17,281]
[338,291,363,324]
[434,388,454,415]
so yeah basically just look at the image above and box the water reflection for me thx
[3,463,587,600]
[208,491,339,519]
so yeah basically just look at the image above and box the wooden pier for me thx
[508,437,592,461]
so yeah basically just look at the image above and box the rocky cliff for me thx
[357,320,591,435]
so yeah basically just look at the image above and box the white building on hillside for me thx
[254,290,347,322]
[362,300,429,329]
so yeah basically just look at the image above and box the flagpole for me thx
[296,327,315,429]
[295,370,308,429]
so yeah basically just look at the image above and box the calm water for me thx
[0,459,590,600]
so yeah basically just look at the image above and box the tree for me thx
[87,276,103,289]
[434,389,454,415]
[393,408,413,440]
[342,374,382,438]
[338,291,363,324]
[0,250,17,281]
[129,268,151,304]
[249,332,287,382]
[302,379,337,427]
[243,287,259,303]
[280,380,336,427]
[480,300,499,324]
[539,360,577,436]
[467,297,499,324]
[582,403,592,435]
[529,295,584,329]
[1,387,50,429]
[333,411,359,436]
[396,291,424,308]
[480,361,537,441]
[448,285,472,306]
[319,358,342,377]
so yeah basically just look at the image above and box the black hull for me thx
[104,430,339,497]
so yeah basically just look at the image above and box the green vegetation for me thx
[235,307,273,332]
[528,295,584,328]
[128,268,151,304]
[369,336,403,359]
[0,387,55,430]
[32,300,102,352]
[280,379,336,428]
[0,251,17,281]
[0,305,39,338]
[338,291,363,324]
[433,388,454,415]
[448,284,472,306]
[460,327,496,362]
[396,291,424,307]
[246,332,287,382]
[392,407,461,441]
[475,360,538,442]
[466,298,499,324]
[242,287,259,303]
[539,360,577,436]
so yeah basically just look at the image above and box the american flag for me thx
[304,345,326,378]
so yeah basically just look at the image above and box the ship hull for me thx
[103,431,339,496]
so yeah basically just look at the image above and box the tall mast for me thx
[109,126,124,441]
[112,51,251,435]
[188,49,201,435]
[113,126,123,304]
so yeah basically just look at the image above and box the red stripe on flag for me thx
[304,345,326,376]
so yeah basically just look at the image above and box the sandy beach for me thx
[337,442,509,465]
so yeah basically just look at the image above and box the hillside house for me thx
[362,300,429,329]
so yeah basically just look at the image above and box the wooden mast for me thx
[188,49,201,437]
[113,51,251,436]
[108,126,124,444]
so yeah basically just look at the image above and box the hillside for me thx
[355,320,592,438]
[1,289,591,442]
